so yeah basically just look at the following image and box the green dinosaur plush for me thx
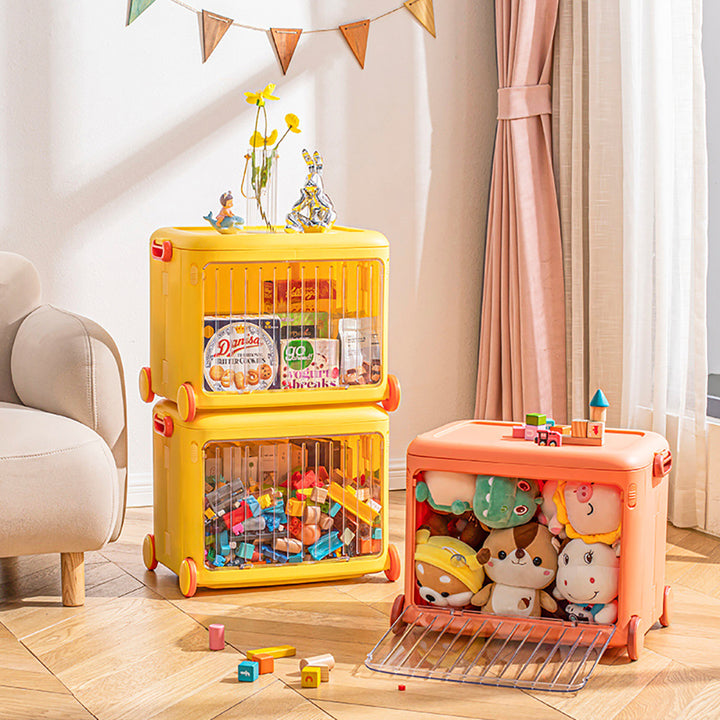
[472,476,542,529]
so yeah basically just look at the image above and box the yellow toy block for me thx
[328,482,379,525]
[204,508,216,520]
[301,666,322,688]
[286,498,305,517]
[258,493,273,509]
[247,645,296,660]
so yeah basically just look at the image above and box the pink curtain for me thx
[475,0,567,423]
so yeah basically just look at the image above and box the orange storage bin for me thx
[367,419,672,692]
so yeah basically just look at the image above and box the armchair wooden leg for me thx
[61,552,85,606]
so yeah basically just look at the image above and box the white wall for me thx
[0,0,496,503]
[705,1,720,375]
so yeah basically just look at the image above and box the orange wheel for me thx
[627,615,643,661]
[179,557,198,597]
[390,594,406,634]
[139,366,154,403]
[177,382,196,422]
[142,533,158,571]
[381,374,401,412]
[660,585,672,627]
[384,543,402,582]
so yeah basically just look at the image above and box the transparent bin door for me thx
[202,259,384,394]
[203,432,385,569]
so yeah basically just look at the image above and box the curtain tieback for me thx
[497,84,551,120]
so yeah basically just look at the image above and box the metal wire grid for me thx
[366,609,615,693]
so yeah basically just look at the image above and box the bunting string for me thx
[127,0,436,72]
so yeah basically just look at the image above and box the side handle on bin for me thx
[153,413,174,438]
[151,239,173,262]
[652,449,672,486]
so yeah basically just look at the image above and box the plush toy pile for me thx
[414,473,621,623]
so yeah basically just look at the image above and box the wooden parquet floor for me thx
[1,492,720,720]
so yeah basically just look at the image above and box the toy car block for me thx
[238,660,259,682]
[525,413,547,426]
[299,653,335,671]
[247,645,296,660]
[301,666,322,688]
[209,623,225,650]
[253,653,275,675]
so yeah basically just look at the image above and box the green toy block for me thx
[525,413,547,426]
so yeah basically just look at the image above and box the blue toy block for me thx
[263,499,286,515]
[371,527,382,540]
[236,542,255,560]
[238,660,259,682]
[590,388,609,408]
[213,554,227,567]
[329,502,342,518]
[308,531,342,561]
[245,496,261,517]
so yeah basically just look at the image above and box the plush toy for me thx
[537,480,565,536]
[553,538,619,624]
[471,523,560,617]
[473,476,542,529]
[414,529,485,608]
[554,481,622,545]
[415,471,477,515]
[419,510,487,549]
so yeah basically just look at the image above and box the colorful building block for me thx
[308,531,343,560]
[247,645,296,660]
[299,653,335,670]
[328,502,342,517]
[209,624,225,651]
[236,542,255,560]
[303,505,321,524]
[371,527,382,540]
[205,507,216,520]
[310,486,328,503]
[318,513,334,530]
[238,660,259,682]
[571,419,588,438]
[511,425,526,438]
[286,498,305,517]
[301,666,321,688]
[327,482,379,525]
[340,527,355,546]
[245,496,261,517]
[258,493,273,509]
[526,413,547,426]
[587,420,605,439]
[253,653,274,675]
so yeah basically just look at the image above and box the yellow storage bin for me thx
[143,399,401,596]
[140,226,399,419]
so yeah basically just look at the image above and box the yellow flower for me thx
[244,83,280,107]
[249,129,278,148]
[285,113,301,133]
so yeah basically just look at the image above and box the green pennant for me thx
[127,0,157,25]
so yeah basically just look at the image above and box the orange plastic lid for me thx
[407,420,669,473]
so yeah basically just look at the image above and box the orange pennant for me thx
[339,20,370,69]
[201,10,233,63]
[404,0,436,38]
[270,28,302,75]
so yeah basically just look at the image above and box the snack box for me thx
[140,226,400,419]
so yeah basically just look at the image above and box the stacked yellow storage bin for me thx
[140,226,400,596]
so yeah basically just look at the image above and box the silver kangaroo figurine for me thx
[285,149,337,233]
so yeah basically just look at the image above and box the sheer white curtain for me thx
[554,0,709,529]
[619,0,708,529]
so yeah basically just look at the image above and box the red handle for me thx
[652,449,672,485]
[153,413,174,437]
[151,240,173,262]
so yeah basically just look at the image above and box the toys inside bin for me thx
[202,259,383,394]
[413,473,622,623]
[203,434,385,570]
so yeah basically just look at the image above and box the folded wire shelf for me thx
[366,608,615,693]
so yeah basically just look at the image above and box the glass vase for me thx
[242,149,278,231]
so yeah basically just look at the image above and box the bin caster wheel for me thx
[179,557,198,598]
[177,383,196,422]
[385,543,401,582]
[627,615,643,661]
[139,367,154,403]
[391,594,406,633]
[660,585,672,627]
[142,534,158,571]
[381,374,401,412]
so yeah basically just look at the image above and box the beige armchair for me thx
[0,252,127,605]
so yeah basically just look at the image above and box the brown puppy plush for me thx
[471,523,560,617]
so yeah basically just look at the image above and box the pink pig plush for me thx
[537,480,565,536]
[554,481,622,546]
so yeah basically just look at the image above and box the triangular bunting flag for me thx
[201,9,233,63]
[127,0,157,25]
[404,0,436,38]
[270,28,302,75]
[339,20,370,69]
